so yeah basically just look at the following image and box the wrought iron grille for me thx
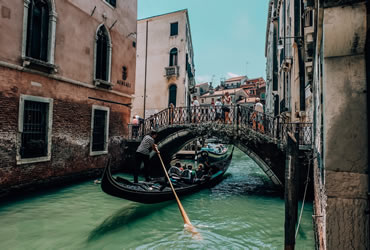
[21,100,48,158]
[92,109,107,151]
[127,104,313,147]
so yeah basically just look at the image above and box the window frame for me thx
[169,48,178,66]
[94,24,113,87]
[90,105,110,156]
[103,0,116,8]
[21,0,57,66]
[168,84,177,107]
[170,22,178,36]
[17,94,53,165]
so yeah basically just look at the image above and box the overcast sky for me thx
[138,0,269,85]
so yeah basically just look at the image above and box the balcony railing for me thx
[165,66,179,78]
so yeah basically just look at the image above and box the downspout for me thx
[366,0,370,245]
[143,20,149,119]
[296,0,305,112]
[283,0,287,102]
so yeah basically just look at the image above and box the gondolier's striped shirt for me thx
[136,135,155,155]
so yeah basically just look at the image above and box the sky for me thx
[138,0,270,86]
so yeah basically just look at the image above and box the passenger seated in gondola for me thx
[196,164,205,178]
[175,162,184,171]
[168,165,182,178]
[180,165,193,184]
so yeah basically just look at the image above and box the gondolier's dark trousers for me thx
[134,152,150,183]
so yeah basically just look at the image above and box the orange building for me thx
[0,0,137,197]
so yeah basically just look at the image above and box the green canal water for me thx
[0,148,314,249]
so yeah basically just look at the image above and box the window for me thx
[168,85,177,107]
[22,0,57,65]
[170,22,178,36]
[201,99,204,104]
[169,48,178,66]
[94,25,112,84]
[104,0,116,7]
[17,95,53,164]
[90,105,110,155]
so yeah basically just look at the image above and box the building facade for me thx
[132,9,195,118]
[0,0,137,197]
[266,0,369,248]
[265,0,307,121]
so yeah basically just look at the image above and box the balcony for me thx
[165,66,179,78]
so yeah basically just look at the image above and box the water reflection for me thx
[88,201,171,241]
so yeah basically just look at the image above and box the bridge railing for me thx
[127,104,312,146]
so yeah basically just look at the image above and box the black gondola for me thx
[101,148,234,204]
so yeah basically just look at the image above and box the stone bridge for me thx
[128,105,313,188]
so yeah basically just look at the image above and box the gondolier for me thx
[134,130,158,183]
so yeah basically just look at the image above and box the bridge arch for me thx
[128,104,312,188]
[148,125,285,186]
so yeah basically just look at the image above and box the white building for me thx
[132,9,195,118]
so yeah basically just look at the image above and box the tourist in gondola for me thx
[134,130,158,183]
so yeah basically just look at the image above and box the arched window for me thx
[169,48,178,66]
[22,0,57,64]
[95,25,112,82]
[168,85,177,107]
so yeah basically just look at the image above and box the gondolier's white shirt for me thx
[136,135,155,155]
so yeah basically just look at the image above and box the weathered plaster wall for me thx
[322,2,369,249]
[0,0,137,95]
[133,10,190,118]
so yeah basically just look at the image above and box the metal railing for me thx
[128,104,312,146]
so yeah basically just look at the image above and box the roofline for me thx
[138,9,188,21]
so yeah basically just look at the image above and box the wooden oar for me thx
[154,147,200,237]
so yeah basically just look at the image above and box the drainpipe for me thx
[366,0,370,244]
[296,0,305,112]
[143,20,149,119]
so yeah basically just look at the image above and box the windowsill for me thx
[90,150,108,156]
[16,155,51,165]
[22,57,57,74]
[102,1,116,9]
[94,79,114,89]
[170,34,178,38]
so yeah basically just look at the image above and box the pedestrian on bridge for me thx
[215,97,223,123]
[253,98,265,133]
[134,130,158,183]
[223,92,232,124]
[191,96,200,123]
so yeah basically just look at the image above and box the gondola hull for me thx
[101,148,233,204]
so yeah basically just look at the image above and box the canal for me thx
[0,148,314,249]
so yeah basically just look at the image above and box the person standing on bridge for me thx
[223,92,232,124]
[191,96,200,123]
[134,130,158,183]
[254,98,264,133]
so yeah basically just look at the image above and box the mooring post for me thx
[284,131,299,250]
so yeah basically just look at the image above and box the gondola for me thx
[198,143,229,163]
[101,147,234,204]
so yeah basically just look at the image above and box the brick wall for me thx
[0,67,131,199]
